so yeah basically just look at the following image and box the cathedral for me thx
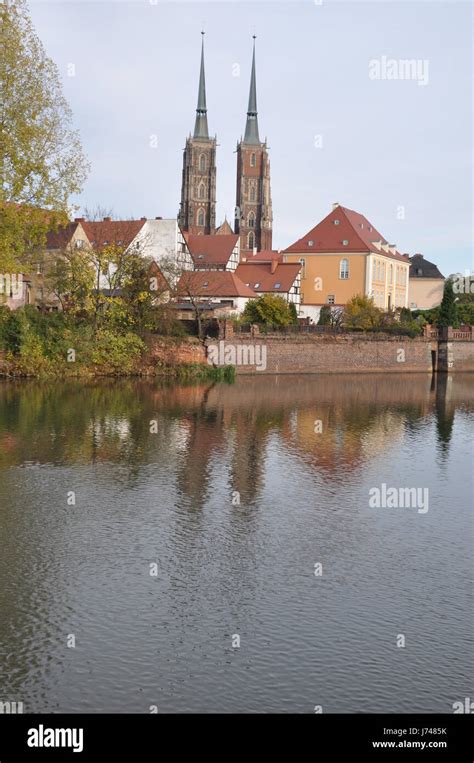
[178,34,273,255]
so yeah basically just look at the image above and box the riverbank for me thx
[1,332,473,377]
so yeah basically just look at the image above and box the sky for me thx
[28,0,473,274]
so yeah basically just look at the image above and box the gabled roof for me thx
[186,233,239,266]
[177,270,256,298]
[46,222,81,250]
[409,254,444,279]
[216,219,234,235]
[81,219,145,248]
[284,205,409,263]
[235,262,301,293]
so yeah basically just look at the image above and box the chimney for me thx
[332,202,340,211]
[140,216,147,221]
[155,216,162,220]
[271,259,278,274]
[415,252,423,257]
[103,216,111,222]
[74,217,85,223]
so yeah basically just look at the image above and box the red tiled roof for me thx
[46,222,80,250]
[215,219,234,235]
[235,262,301,293]
[177,270,256,298]
[241,249,283,263]
[81,219,145,248]
[186,234,239,266]
[284,205,409,263]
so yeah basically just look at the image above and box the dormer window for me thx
[417,268,423,276]
[342,240,349,246]
[254,282,260,288]
[334,220,340,226]
[308,240,314,247]
[274,282,281,289]
[202,281,209,288]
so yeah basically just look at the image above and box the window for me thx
[308,240,314,247]
[36,262,44,275]
[342,239,349,246]
[199,184,205,199]
[250,186,256,202]
[75,239,84,250]
[299,258,306,277]
[199,154,206,172]
[334,219,340,226]
[389,265,393,284]
[202,281,209,288]
[416,267,423,276]
[340,258,349,279]
[248,212,255,228]
[248,231,255,250]
[250,153,256,167]
[274,282,281,289]
[136,241,140,250]
[327,295,335,305]
[198,209,205,226]
[254,282,260,289]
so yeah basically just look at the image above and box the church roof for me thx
[216,219,234,235]
[243,38,260,146]
[186,233,239,266]
[194,33,209,139]
[284,204,409,263]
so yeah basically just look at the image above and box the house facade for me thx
[408,253,444,310]
[283,203,410,321]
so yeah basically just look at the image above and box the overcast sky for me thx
[29,0,472,274]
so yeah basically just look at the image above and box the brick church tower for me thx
[234,38,273,254]
[178,33,217,235]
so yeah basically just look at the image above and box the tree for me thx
[0,0,89,269]
[343,294,381,330]
[242,294,295,326]
[318,305,332,326]
[44,245,95,315]
[437,279,459,328]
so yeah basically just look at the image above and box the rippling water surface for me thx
[0,374,472,713]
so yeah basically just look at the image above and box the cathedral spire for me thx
[193,32,209,139]
[243,36,260,145]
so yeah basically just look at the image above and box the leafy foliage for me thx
[242,294,296,326]
[0,0,88,269]
[437,279,459,328]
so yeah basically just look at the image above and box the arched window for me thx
[250,153,256,167]
[248,212,255,228]
[250,186,256,202]
[339,258,349,279]
[197,209,205,227]
[199,154,206,172]
[248,231,255,250]
[198,184,205,200]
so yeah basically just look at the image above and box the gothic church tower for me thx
[179,33,217,235]
[234,38,273,254]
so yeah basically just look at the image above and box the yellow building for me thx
[408,254,445,309]
[283,203,410,321]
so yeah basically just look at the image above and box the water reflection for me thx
[0,374,472,713]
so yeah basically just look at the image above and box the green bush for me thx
[89,330,145,375]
